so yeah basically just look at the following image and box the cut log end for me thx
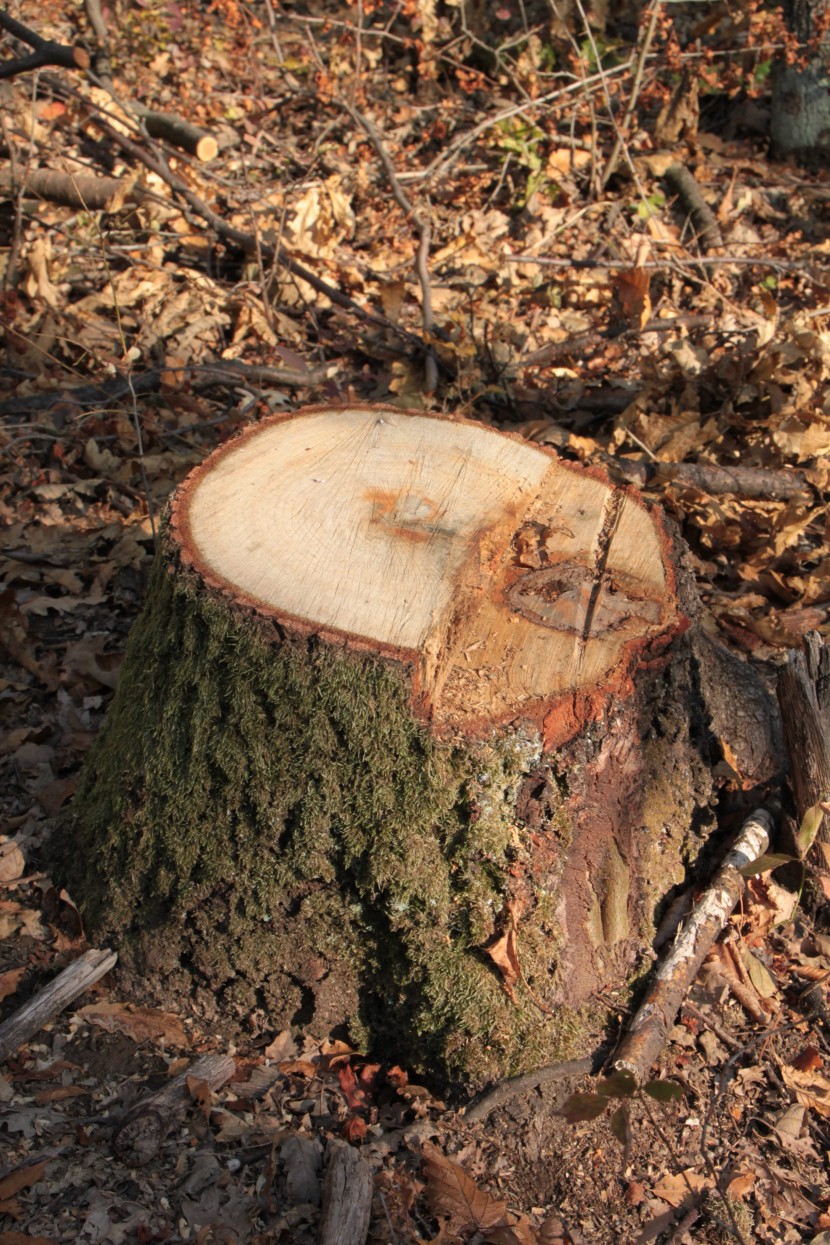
[170,404,681,744]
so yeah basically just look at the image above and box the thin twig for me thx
[341,100,438,391]
[600,0,663,188]
[55,89,426,354]
[414,63,634,183]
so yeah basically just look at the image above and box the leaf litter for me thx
[1,0,830,1240]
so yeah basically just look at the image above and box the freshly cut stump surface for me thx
[175,404,677,739]
[64,405,729,1085]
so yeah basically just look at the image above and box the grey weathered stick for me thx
[614,808,774,1085]
[464,1054,599,1124]
[113,1052,236,1166]
[0,947,117,1064]
[317,1139,373,1245]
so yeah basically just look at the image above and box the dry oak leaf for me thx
[422,1141,513,1236]
[0,1160,48,1205]
[0,966,26,1003]
[651,1169,712,1208]
[781,1064,830,1117]
[483,925,521,1001]
[75,1002,188,1047]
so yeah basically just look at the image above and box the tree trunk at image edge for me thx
[772,0,830,162]
[60,404,782,1085]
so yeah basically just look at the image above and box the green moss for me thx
[60,542,594,1085]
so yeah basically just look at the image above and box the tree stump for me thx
[62,405,781,1084]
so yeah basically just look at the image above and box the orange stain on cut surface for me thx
[363,487,448,544]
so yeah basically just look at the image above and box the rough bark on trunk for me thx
[58,405,781,1085]
[771,0,830,162]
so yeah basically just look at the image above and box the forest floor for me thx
[2,0,830,1241]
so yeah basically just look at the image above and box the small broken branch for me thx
[0,8,89,79]
[463,1054,600,1124]
[0,359,337,426]
[607,458,811,501]
[0,168,144,210]
[112,1051,236,1166]
[614,808,774,1085]
[317,1138,373,1245]
[601,0,663,188]
[0,948,117,1065]
[139,110,218,162]
[663,163,724,252]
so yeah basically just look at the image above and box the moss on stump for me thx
[60,405,779,1086]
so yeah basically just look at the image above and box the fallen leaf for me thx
[33,1086,88,1106]
[75,1002,188,1047]
[422,1141,510,1234]
[741,948,778,998]
[0,1161,48,1203]
[263,1030,296,1061]
[725,1170,755,1198]
[0,839,25,883]
[614,266,651,330]
[791,1046,823,1072]
[342,1116,367,1143]
[781,1064,830,1116]
[651,1169,711,1208]
[484,925,521,999]
[0,966,26,1003]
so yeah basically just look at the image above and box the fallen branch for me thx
[317,1138,373,1245]
[138,110,218,162]
[112,1051,236,1166]
[0,8,89,79]
[0,168,143,210]
[607,457,811,501]
[600,0,663,188]
[0,947,117,1065]
[463,1054,600,1124]
[663,163,724,253]
[0,358,337,424]
[614,808,774,1085]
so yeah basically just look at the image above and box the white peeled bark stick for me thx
[0,947,117,1065]
[615,808,773,1085]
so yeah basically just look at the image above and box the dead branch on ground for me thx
[0,948,117,1065]
[0,167,144,209]
[0,8,89,79]
[113,1052,236,1166]
[664,163,724,252]
[614,808,774,1085]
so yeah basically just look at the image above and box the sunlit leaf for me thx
[422,1141,510,1232]
[795,802,825,857]
[740,852,797,878]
